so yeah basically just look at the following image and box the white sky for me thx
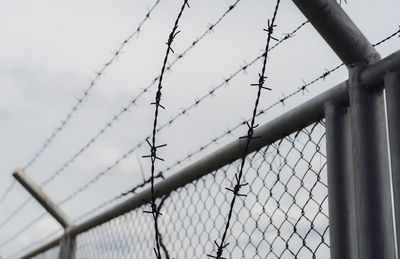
[0,0,399,257]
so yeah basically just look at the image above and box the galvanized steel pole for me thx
[324,102,358,259]
[385,71,400,256]
[12,169,75,259]
[12,169,71,228]
[349,64,395,258]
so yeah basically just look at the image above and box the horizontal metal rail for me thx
[19,49,400,259]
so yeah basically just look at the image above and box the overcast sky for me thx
[0,0,399,257]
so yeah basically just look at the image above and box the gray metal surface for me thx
[349,64,395,259]
[19,48,400,258]
[324,102,358,259]
[363,50,400,88]
[59,235,75,259]
[66,81,347,237]
[291,0,380,66]
[385,71,400,257]
[19,239,60,259]
[13,169,72,228]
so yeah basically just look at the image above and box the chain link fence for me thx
[70,120,329,259]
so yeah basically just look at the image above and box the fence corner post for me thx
[349,63,395,259]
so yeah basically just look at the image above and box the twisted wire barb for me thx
[72,172,164,222]
[37,0,243,189]
[209,1,282,258]
[163,24,400,177]
[36,22,399,208]
[1,24,396,238]
[141,1,190,258]
[22,0,162,171]
[54,20,308,209]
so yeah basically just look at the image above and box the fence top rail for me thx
[18,48,400,259]
[65,80,348,237]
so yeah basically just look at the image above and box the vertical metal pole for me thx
[349,64,396,259]
[385,71,400,256]
[324,102,358,259]
[59,234,75,259]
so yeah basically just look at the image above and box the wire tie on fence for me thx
[208,241,229,259]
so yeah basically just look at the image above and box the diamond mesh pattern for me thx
[31,246,60,259]
[35,121,328,259]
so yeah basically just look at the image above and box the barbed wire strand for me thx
[161,24,400,178]
[0,0,244,224]
[141,1,190,259]
[71,172,164,222]
[22,0,163,171]
[5,227,63,259]
[50,20,308,210]
[372,26,400,47]
[38,0,242,188]
[0,212,47,250]
[0,197,32,231]
[2,24,398,249]
[0,180,16,205]
[209,1,282,258]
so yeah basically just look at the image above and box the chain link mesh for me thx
[31,120,328,258]
[30,246,60,259]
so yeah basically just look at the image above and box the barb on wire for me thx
[22,0,162,171]
[39,23,399,211]
[44,20,307,210]
[36,0,243,190]
[161,24,400,178]
[73,172,164,223]
[141,1,189,258]
[209,1,282,258]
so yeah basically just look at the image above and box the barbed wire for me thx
[209,1,281,257]
[2,23,398,254]
[0,212,47,250]
[372,26,400,47]
[160,25,400,177]
[142,1,190,258]
[4,227,63,259]
[64,172,164,220]
[22,0,163,171]
[38,0,243,189]
[50,20,308,212]
[0,197,32,231]
[0,180,16,205]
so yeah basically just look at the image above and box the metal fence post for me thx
[12,169,75,259]
[384,71,400,256]
[324,102,358,259]
[349,64,395,259]
[59,234,75,259]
